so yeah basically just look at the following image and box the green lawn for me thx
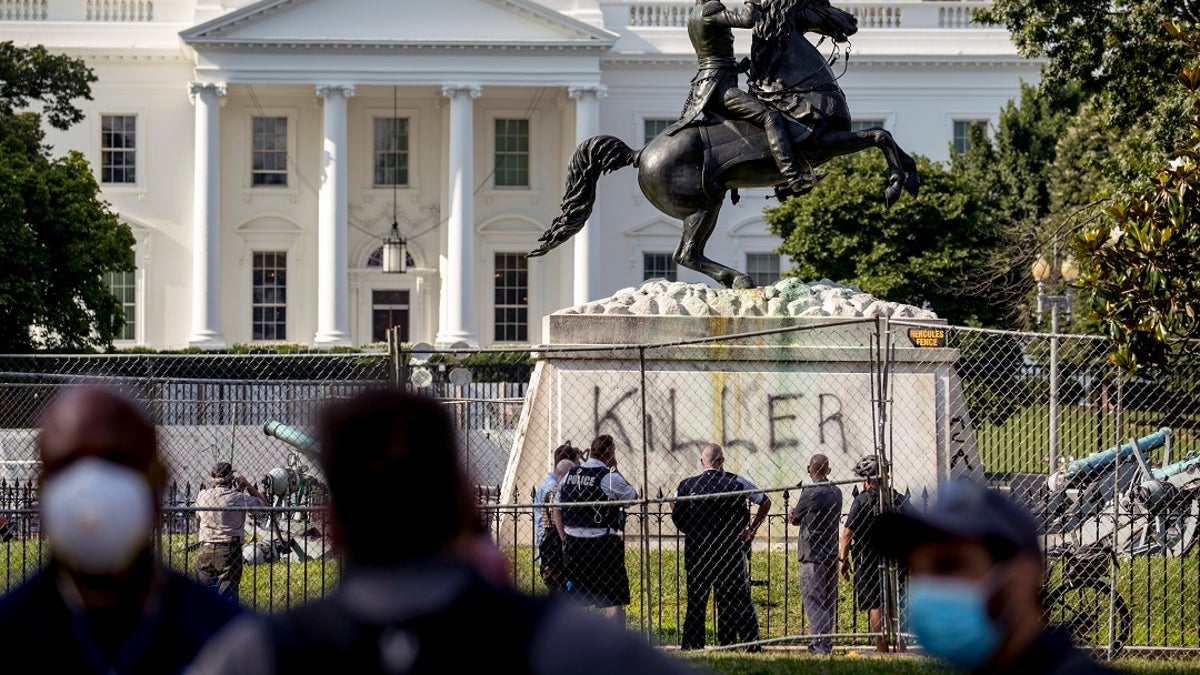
[686,654,1200,674]
[972,402,1191,475]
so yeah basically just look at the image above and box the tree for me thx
[1072,23,1200,375]
[765,152,1005,326]
[957,82,1082,227]
[978,0,1194,134]
[0,42,133,352]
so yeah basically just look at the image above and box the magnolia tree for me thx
[1073,24,1200,374]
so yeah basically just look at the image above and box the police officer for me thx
[195,461,266,602]
[672,443,771,650]
[556,434,639,622]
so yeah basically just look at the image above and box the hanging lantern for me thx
[382,222,407,274]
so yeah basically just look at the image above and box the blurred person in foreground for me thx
[0,386,243,672]
[874,477,1119,674]
[194,461,266,602]
[188,388,699,675]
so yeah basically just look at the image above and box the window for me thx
[374,117,409,186]
[494,118,529,187]
[494,253,528,342]
[850,119,886,132]
[643,252,677,282]
[251,117,288,186]
[644,118,673,145]
[746,253,781,287]
[952,119,988,154]
[100,115,137,184]
[368,246,414,270]
[372,290,410,343]
[105,270,136,340]
[252,252,287,340]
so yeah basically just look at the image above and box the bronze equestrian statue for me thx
[530,0,921,290]
[665,0,820,196]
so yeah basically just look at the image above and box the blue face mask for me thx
[907,575,1003,670]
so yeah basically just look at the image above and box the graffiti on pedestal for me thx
[592,385,850,458]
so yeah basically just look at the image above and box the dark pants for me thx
[682,537,759,649]
[563,533,630,608]
[195,540,243,602]
[800,561,838,653]
[538,528,568,596]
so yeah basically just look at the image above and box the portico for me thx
[180,0,615,348]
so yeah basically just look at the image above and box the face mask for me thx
[40,457,155,575]
[907,575,1003,670]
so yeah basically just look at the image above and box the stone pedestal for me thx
[500,279,982,543]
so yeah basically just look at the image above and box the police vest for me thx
[671,470,749,537]
[558,465,621,532]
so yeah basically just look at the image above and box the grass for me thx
[685,654,1200,674]
[972,403,1197,475]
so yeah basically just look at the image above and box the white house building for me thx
[0,0,1040,349]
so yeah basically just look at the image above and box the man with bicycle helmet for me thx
[840,453,914,653]
[873,477,1117,674]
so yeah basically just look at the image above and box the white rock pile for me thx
[554,278,939,320]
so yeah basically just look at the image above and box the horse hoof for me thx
[884,185,902,209]
[904,172,921,199]
[732,275,756,290]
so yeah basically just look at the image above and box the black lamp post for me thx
[381,84,407,274]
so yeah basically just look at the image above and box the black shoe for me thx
[774,173,825,201]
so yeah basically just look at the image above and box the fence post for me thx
[638,345,651,639]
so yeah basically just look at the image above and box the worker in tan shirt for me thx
[194,461,265,602]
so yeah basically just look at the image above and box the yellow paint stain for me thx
[711,370,726,442]
[707,315,730,361]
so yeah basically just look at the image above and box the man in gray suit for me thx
[789,454,842,654]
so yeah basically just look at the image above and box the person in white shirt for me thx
[555,434,639,622]
[194,461,266,602]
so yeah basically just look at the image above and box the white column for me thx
[187,81,227,349]
[568,85,606,306]
[314,84,355,347]
[437,84,481,347]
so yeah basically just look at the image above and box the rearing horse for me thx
[529,0,920,289]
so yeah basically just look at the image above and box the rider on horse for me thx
[664,0,821,198]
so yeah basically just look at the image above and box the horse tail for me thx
[528,135,634,258]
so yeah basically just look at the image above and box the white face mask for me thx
[40,457,155,575]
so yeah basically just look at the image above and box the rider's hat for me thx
[873,477,1042,564]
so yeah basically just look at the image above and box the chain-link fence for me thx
[2,322,1200,657]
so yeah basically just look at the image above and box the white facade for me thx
[0,0,1040,349]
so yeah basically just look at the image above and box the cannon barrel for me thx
[1063,427,1172,481]
[1150,450,1200,481]
[263,420,319,459]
